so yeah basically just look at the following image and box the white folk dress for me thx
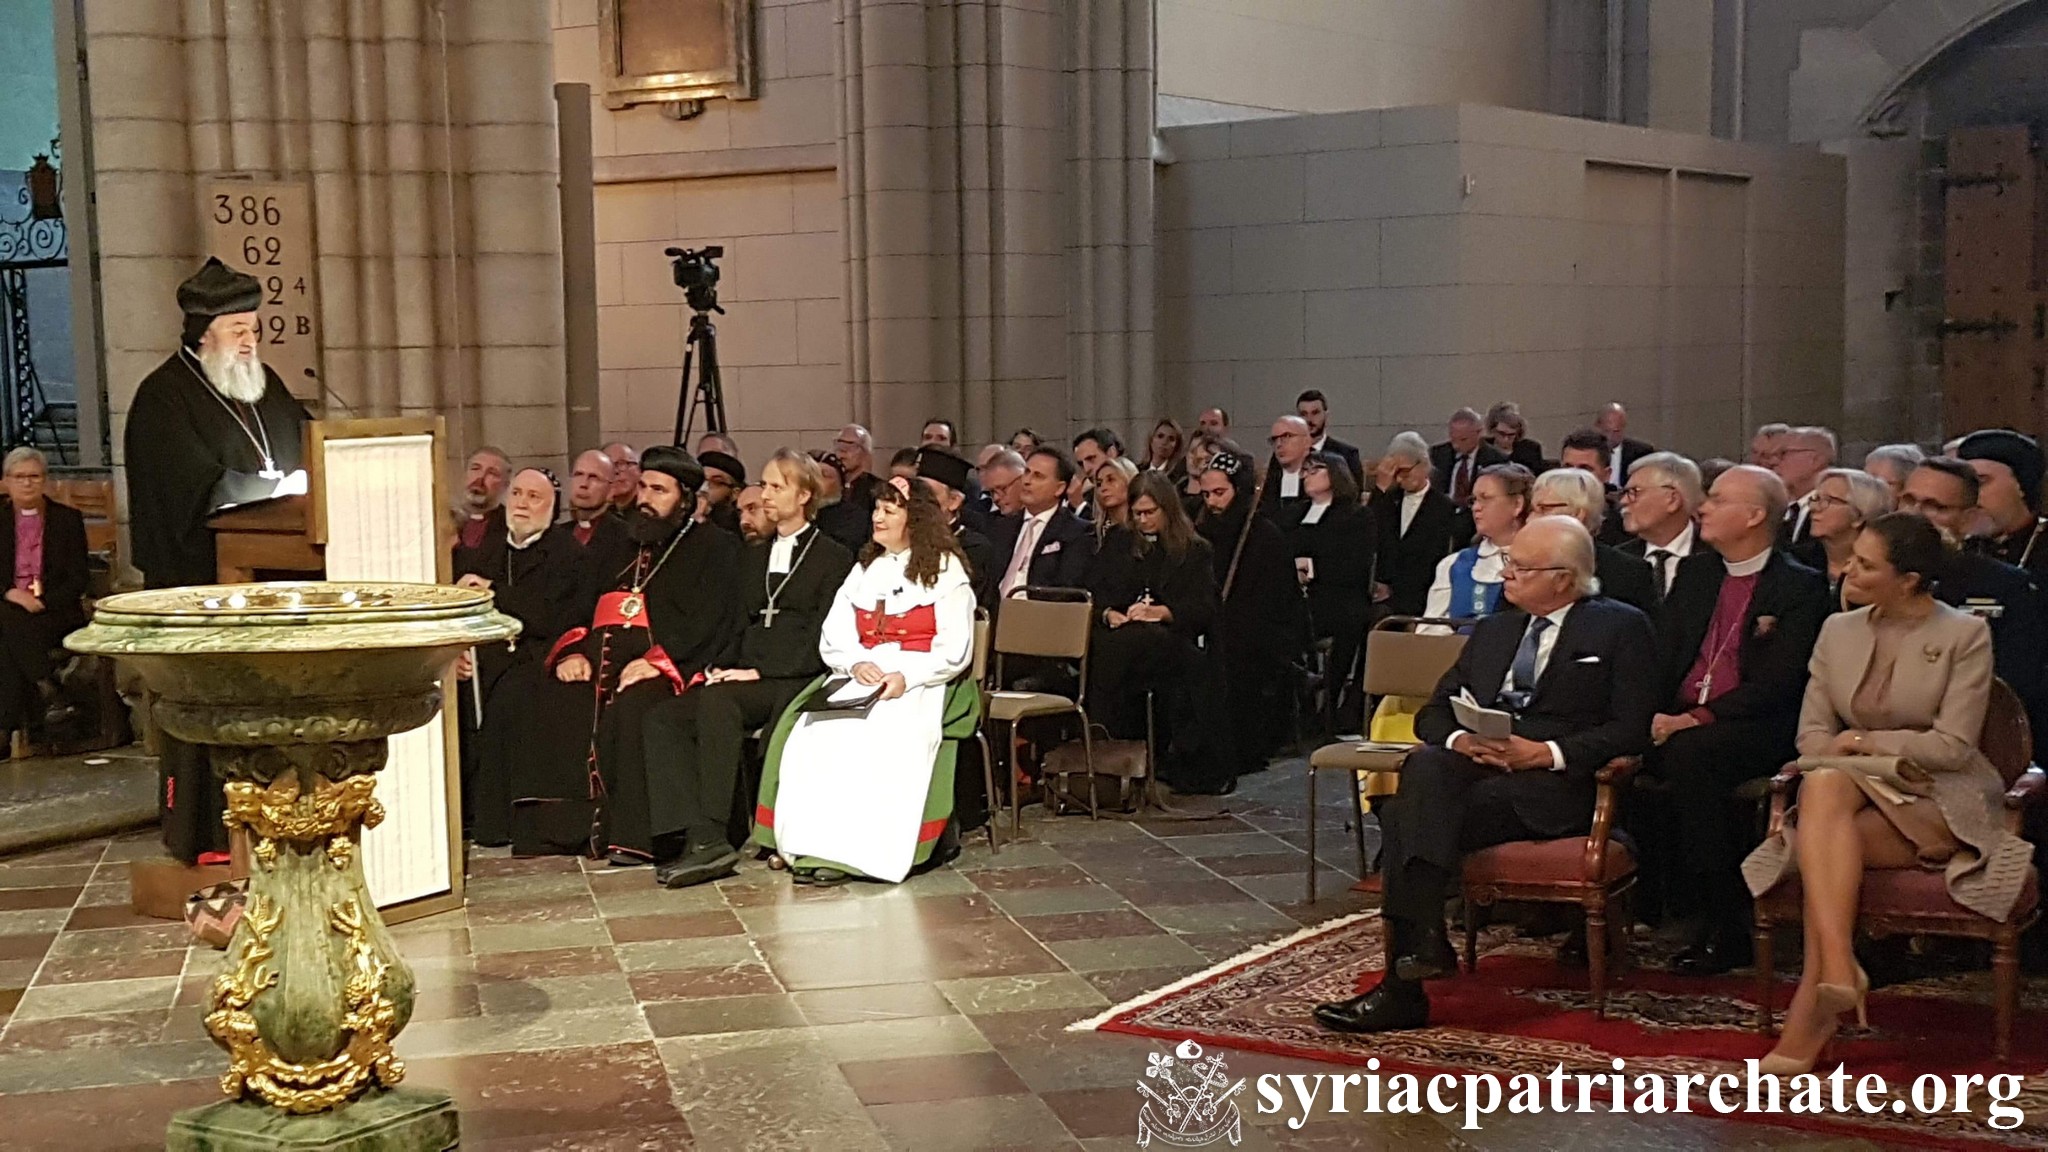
[771,550,975,881]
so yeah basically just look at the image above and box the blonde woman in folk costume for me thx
[754,477,978,885]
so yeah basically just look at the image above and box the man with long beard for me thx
[494,447,743,859]
[125,257,311,862]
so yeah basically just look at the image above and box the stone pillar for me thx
[839,0,1148,447]
[85,0,565,535]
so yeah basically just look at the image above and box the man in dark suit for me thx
[0,447,89,746]
[1297,389,1363,487]
[1370,433,1459,617]
[1616,451,1704,599]
[1596,403,1655,479]
[987,446,1094,595]
[1430,408,1507,509]
[1556,429,1631,546]
[1640,465,1831,973]
[1259,415,1313,528]
[914,448,1000,609]
[1315,516,1657,1033]
[1531,469,1655,614]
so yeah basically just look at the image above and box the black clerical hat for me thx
[698,450,746,486]
[177,257,263,318]
[640,445,705,491]
[914,448,971,493]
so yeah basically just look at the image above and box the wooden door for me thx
[1942,125,2046,438]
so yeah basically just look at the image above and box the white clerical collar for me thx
[1402,488,1423,506]
[769,525,807,573]
[1723,547,1771,578]
[507,526,545,550]
[1303,501,1330,524]
[16,505,39,517]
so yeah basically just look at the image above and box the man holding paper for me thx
[1315,516,1658,1034]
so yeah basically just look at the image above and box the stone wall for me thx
[85,0,568,488]
[1157,104,1845,461]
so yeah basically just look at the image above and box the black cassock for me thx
[1199,505,1310,781]
[500,521,741,856]
[1085,527,1228,791]
[639,524,854,854]
[459,526,586,846]
[123,350,310,861]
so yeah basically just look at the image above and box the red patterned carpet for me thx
[1071,911,2048,1148]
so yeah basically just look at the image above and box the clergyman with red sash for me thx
[494,445,743,859]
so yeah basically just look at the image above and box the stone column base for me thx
[165,1087,457,1152]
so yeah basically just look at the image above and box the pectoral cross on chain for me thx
[760,604,779,628]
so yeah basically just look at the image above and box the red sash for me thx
[855,603,937,652]
[592,590,652,630]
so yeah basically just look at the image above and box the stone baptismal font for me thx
[68,582,518,1151]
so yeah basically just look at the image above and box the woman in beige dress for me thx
[1743,513,2032,1073]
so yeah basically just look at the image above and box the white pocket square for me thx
[1040,541,1063,554]
[1574,655,1601,664]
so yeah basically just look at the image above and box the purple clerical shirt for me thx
[12,506,43,592]
[1678,570,1758,723]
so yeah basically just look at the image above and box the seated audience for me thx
[1196,407,1230,440]
[917,449,1001,608]
[833,424,884,513]
[0,448,88,748]
[1618,451,1703,598]
[602,441,641,516]
[640,450,854,888]
[1145,418,1188,485]
[1260,415,1315,526]
[1895,457,2047,739]
[696,431,740,459]
[1699,457,1737,491]
[1086,472,1225,791]
[1791,467,1893,593]
[1955,430,2048,578]
[1596,402,1655,477]
[735,483,768,542]
[1863,443,1925,501]
[1742,513,2033,1074]
[808,450,871,554]
[988,447,1094,596]
[697,449,747,536]
[888,446,921,482]
[920,419,957,449]
[1555,429,1629,544]
[1371,431,1457,617]
[1297,389,1364,485]
[1287,452,1376,731]
[1425,463,1532,623]
[1072,427,1123,481]
[1532,468,1655,613]
[1747,423,1789,470]
[1008,427,1043,454]
[452,446,511,565]
[1642,464,1831,973]
[979,449,1028,519]
[1195,450,1309,790]
[1092,456,1139,538]
[1182,431,1221,516]
[1485,401,1545,472]
[563,448,634,568]
[754,479,977,886]
[1314,516,1658,1034]
[1774,426,1837,546]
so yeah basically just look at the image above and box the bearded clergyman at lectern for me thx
[123,256,311,862]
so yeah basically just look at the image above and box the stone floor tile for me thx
[0,1038,220,1093]
[10,973,177,1020]
[406,1043,684,1144]
[1204,850,1315,877]
[629,961,783,1003]
[1234,871,1358,906]
[469,918,613,954]
[0,909,70,936]
[395,1003,652,1060]
[644,992,808,1038]
[32,946,185,986]
[950,841,1069,870]
[1141,900,1302,935]
[60,902,161,932]
[1162,831,1298,858]
[936,972,1109,1016]
[791,981,957,1026]
[472,945,623,981]
[1041,933,1207,973]
[0,842,105,867]
[462,854,585,878]
[41,921,198,958]
[614,936,759,973]
[970,1008,1163,1093]
[865,1091,1076,1150]
[0,864,94,890]
[840,1050,1028,1105]
[464,873,593,905]
[592,884,729,917]
[465,896,602,927]
[1039,1085,1137,1140]
[1012,908,1165,942]
[657,1030,889,1152]
[984,884,1134,918]
[476,972,638,1016]
[1130,814,1257,838]
[1079,966,1201,1004]
[459,1123,699,1151]
[0,886,80,912]
[805,1012,996,1061]
[0,1007,170,1052]
[0,1076,218,1151]
[760,919,1062,990]
[1099,876,1260,906]
[0,931,54,961]
[404,981,487,1023]
[606,909,745,943]
[963,863,1096,890]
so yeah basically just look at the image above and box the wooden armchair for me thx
[1457,755,1642,1018]
[1751,679,2044,1061]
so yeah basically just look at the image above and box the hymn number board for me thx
[201,179,323,401]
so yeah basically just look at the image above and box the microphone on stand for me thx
[303,368,356,416]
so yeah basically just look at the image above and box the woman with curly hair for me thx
[753,477,978,885]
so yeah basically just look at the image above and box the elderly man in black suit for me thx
[1430,407,1507,509]
[1370,432,1458,617]
[1296,389,1363,486]
[1596,403,1655,479]
[1316,516,1658,1033]
[0,447,89,748]
[1641,464,1831,974]
[987,446,1094,595]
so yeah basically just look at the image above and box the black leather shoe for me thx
[655,846,740,889]
[1672,934,1752,976]
[606,850,648,868]
[1392,932,1459,982]
[1313,981,1429,1034]
[809,867,853,887]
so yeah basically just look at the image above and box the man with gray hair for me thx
[978,448,1028,518]
[1531,469,1655,612]
[0,444,88,752]
[1315,515,1658,1034]
[1774,425,1837,545]
[1372,431,1458,616]
[1642,463,1831,974]
[1430,407,1507,509]
[1620,452,1705,596]
[832,424,882,512]
[1862,443,1924,502]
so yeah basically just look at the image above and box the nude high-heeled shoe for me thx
[1816,962,1870,1029]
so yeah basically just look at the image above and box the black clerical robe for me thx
[124,350,309,862]
[499,521,742,857]
[460,527,585,846]
[639,524,854,854]
[1085,526,1226,790]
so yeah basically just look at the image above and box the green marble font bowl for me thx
[65,581,521,746]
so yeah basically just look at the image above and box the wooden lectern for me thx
[197,417,464,922]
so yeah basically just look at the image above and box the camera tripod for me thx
[671,308,727,445]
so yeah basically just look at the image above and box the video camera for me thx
[663,245,724,314]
